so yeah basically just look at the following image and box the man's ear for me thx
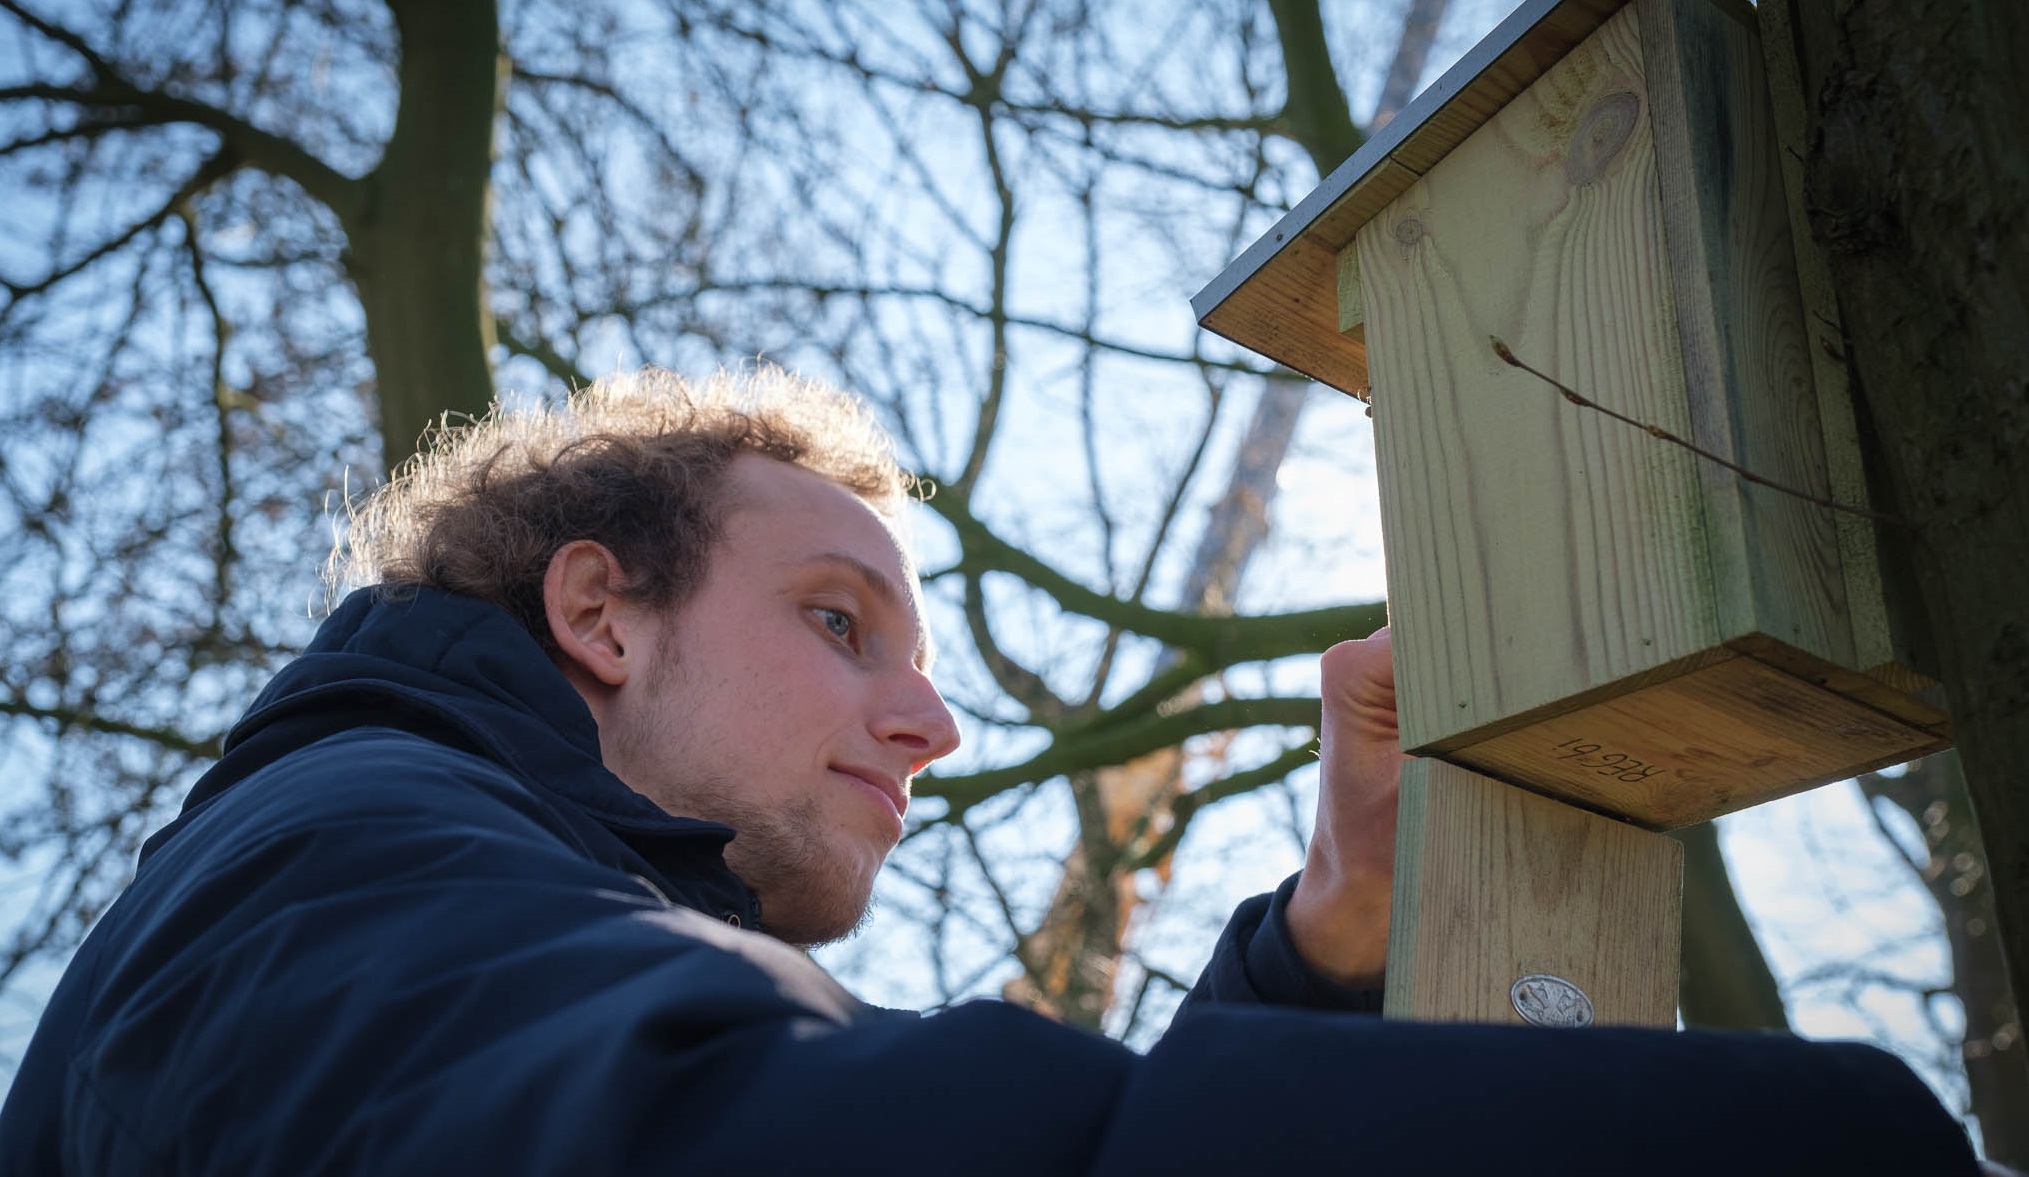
[543,541,636,689]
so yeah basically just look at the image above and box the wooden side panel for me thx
[1639,0,1853,667]
[1755,0,1939,692]
[1385,760,1682,1025]
[1359,6,1720,752]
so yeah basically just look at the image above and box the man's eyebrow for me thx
[792,551,936,670]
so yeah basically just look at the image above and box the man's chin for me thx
[755,862,880,949]
[769,893,877,950]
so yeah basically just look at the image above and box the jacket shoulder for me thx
[155,725,577,873]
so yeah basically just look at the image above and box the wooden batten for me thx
[1386,760,1682,1026]
[1334,249,1365,338]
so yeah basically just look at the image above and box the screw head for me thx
[1511,974,1595,1028]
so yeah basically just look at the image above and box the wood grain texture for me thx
[1452,647,1947,829]
[1361,6,1721,752]
[1336,247,1365,334]
[1356,3,1941,792]
[1198,228,1370,393]
[1638,0,1853,669]
[1384,0,1630,176]
[1194,0,1628,393]
[1385,759,1682,1025]
[1754,0,1939,695]
[1725,631,1948,737]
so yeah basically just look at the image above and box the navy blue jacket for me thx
[0,588,1978,1174]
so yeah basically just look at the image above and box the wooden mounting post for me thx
[1387,761,1682,1026]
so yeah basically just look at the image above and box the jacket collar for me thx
[161,586,756,918]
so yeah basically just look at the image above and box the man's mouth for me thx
[832,765,907,819]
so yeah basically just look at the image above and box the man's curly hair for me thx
[330,366,908,654]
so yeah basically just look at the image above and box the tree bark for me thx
[1264,0,1366,170]
[345,0,504,469]
[1370,0,1448,129]
[1773,0,2029,1074]
[1673,822,1790,1031]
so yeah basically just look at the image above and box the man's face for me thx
[601,455,961,946]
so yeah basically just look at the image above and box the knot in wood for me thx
[1564,91,1640,187]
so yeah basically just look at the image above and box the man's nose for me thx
[877,669,962,770]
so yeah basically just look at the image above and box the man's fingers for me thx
[1320,625,1396,711]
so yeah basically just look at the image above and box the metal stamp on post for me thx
[1510,974,1595,1028]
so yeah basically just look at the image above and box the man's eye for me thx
[818,608,854,640]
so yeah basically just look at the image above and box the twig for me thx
[1490,337,1904,527]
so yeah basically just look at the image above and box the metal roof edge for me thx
[1190,0,1614,328]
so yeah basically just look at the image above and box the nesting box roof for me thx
[1190,0,1629,394]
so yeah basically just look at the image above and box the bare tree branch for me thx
[918,695,1320,813]
[0,699,221,760]
[2,148,234,304]
[1120,738,1318,870]
[495,317,591,389]
[926,486,1386,664]
[0,82,362,217]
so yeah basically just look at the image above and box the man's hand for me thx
[1284,626,1410,990]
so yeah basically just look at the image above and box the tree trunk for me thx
[346,0,504,469]
[1370,0,1448,129]
[1006,757,1178,1027]
[1673,821,1790,1031]
[1005,0,1439,1028]
[1772,0,2029,1067]
[1764,0,2029,1151]
[1265,0,1364,168]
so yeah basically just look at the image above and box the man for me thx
[0,368,1978,1174]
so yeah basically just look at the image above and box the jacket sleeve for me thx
[54,731,1979,1177]
[1176,872,1385,1016]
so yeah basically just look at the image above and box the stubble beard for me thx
[615,630,881,948]
[684,777,881,949]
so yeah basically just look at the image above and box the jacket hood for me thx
[146,587,745,904]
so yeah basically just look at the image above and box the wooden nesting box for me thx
[1197,0,1946,831]
[1194,0,1951,1026]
